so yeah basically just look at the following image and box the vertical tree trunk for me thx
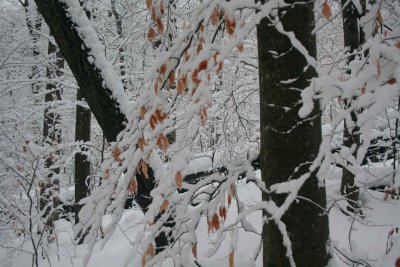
[340,0,364,212]
[111,0,127,90]
[40,39,63,233]
[74,89,91,224]
[257,2,330,266]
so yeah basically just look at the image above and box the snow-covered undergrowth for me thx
[1,169,399,267]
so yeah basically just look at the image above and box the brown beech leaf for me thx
[141,254,146,267]
[168,70,175,86]
[146,243,155,257]
[156,19,164,34]
[212,213,220,231]
[224,15,236,35]
[213,51,219,64]
[192,69,200,84]
[216,61,223,74]
[198,60,208,72]
[322,0,332,20]
[146,0,151,10]
[150,114,157,130]
[160,199,169,213]
[236,42,244,53]
[151,5,157,20]
[142,160,149,178]
[103,168,110,180]
[192,242,198,259]
[229,251,234,267]
[140,106,147,119]
[147,27,156,42]
[388,78,397,85]
[177,76,187,94]
[197,41,204,55]
[395,258,400,267]
[175,171,183,189]
[128,178,138,194]
[376,9,383,25]
[159,63,167,75]
[156,133,169,152]
[211,7,220,26]
[395,40,400,49]
[112,147,122,162]
[227,194,232,207]
[200,106,208,125]
[138,135,145,152]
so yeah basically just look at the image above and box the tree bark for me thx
[74,88,91,224]
[34,0,126,142]
[257,2,330,266]
[340,0,364,211]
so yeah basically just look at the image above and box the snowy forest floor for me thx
[1,168,399,267]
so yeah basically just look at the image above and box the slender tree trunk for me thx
[257,1,330,266]
[40,39,63,234]
[111,0,127,90]
[340,0,365,212]
[74,89,91,224]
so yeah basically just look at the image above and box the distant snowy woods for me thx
[0,0,399,266]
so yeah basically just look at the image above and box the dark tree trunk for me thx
[33,0,169,250]
[40,40,63,232]
[74,88,91,224]
[34,0,126,142]
[340,0,364,211]
[73,1,93,225]
[257,2,330,266]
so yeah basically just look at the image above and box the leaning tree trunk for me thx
[33,0,168,251]
[257,1,330,266]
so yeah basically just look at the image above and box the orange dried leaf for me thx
[200,106,208,125]
[147,27,156,42]
[168,70,175,86]
[236,42,244,53]
[177,76,187,94]
[141,254,146,267]
[150,114,157,130]
[112,147,122,162]
[140,106,147,119]
[213,51,220,64]
[192,242,198,259]
[192,69,200,84]
[216,62,223,74]
[156,133,169,152]
[159,63,167,75]
[160,199,169,213]
[199,24,204,33]
[388,78,397,85]
[219,206,227,222]
[211,7,220,26]
[212,213,220,231]
[322,0,332,20]
[103,168,110,180]
[227,194,232,207]
[224,15,236,35]
[146,243,155,257]
[155,109,166,122]
[151,5,157,20]
[156,19,164,34]
[175,171,183,189]
[146,0,151,9]
[197,41,203,55]
[395,258,400,267]
[128,179,138,194]
[198,60,208,72]
[395,40,400,49]
[376,9,383,25]
[142,160,149,178]
[229,251,234,267]
[139,135,145,152]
